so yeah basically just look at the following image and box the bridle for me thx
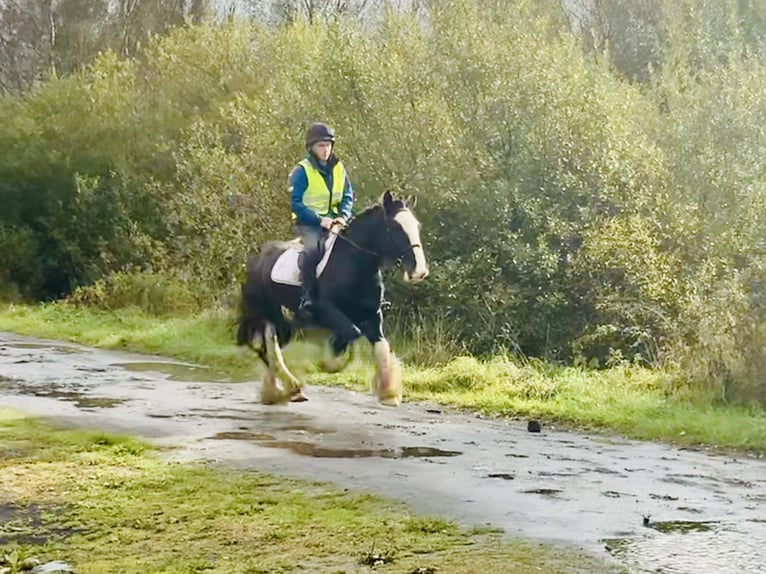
[334,225,421,263]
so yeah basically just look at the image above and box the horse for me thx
[236,190,428,406]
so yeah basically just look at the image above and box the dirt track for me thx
[1,332,765,573]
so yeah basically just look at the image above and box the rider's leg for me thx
[297,225,323,316]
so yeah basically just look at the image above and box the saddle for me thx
[270,233,338,286]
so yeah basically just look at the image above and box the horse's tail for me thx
[236,252,268,348]
[236,297,260,348]
[237,244,289,349]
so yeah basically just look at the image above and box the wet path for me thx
[1,332,765,573]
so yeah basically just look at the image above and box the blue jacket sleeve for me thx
[290,165,321,227]
[337,169,354,221]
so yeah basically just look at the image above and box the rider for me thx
[289,122,354,318]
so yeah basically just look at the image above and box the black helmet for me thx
[305,122,335,149]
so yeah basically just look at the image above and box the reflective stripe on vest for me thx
[292,158,345,220]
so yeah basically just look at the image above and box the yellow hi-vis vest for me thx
[292,158,346,220]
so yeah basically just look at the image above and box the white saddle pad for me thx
[271,233,338,286]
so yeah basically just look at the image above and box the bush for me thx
[69,271,204,316]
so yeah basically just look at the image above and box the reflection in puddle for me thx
[191,410,338,435]
[604,520,766,574]
[209,431,462,459]
[116,362,245,383]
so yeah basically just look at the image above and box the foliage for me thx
[3,0,766,402]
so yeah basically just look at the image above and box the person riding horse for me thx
[289,122,354,319]
[237,122,428,405]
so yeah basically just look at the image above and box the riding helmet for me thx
[305,122,336,149]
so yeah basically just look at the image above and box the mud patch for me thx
[0,503,79,545]
[522,488,563,498]
[486,472,515,480]
[649,493,679,501]
[602,491,633,499]
[2,343,82,354]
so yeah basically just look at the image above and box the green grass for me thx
[2,302,765,453]
[0,409,617,574]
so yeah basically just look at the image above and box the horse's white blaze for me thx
[394,209,428,283]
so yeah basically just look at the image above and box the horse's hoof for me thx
[290,388,309,402]
[378,394,401,407]
[261,374,290,405]
[261,389,289,405]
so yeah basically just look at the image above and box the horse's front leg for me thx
[312,301,362,372]
[264,323,307,403]
[359,309,402,406]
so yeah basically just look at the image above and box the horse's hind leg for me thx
[265,323,307,403]
[248,326,286,405]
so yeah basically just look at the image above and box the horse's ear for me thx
[382,190,395,214]
[407,194,418,209]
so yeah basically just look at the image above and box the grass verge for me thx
[1,302,765,453]
[0,409,617,573]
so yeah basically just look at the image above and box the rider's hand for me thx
[332,217,346,228]
[319,217,334,230]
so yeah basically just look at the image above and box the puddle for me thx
[604,520,766,574]
[116,362,244,383]
[0,382,125,409]
[191,410,339,435]
[647,520,717,534]
[3,342,82,354]
[208,432,462,459]
[211,431,277,441]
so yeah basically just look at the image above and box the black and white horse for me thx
[236,191,428,406]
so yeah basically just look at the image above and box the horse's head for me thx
[380,190,429,283]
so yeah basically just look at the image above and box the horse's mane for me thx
[352,203,383,221]
[349,197,408,225]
